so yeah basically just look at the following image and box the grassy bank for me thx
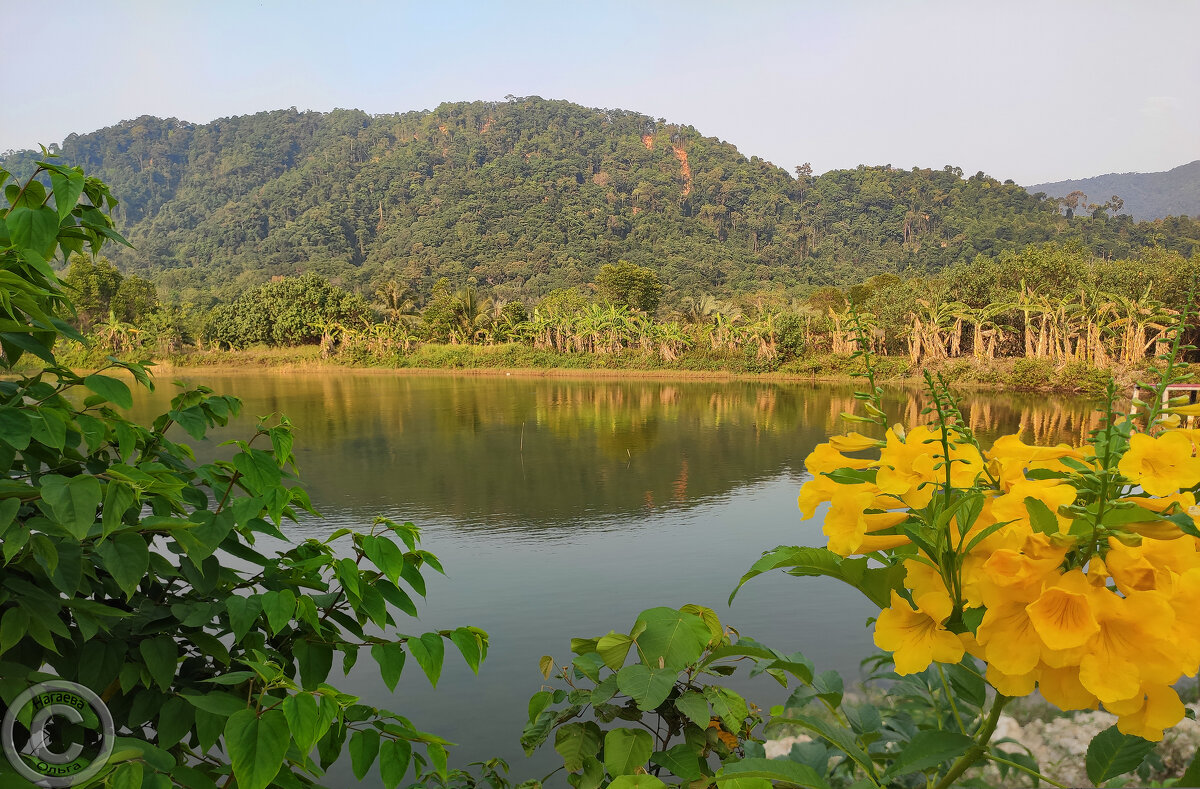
[96,342,1150,395]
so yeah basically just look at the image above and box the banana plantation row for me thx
[62,242,1199,370]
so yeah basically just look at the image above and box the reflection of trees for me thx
[128,375,1101,531]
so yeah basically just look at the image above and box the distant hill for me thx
[4,99,1198,303]
[1028,160,1200,221]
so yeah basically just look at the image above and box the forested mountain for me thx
[4,98,1198,306]
[1028,160,1200,221]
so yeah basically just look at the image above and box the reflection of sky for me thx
[308,473,879,786]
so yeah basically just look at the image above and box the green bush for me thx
[1006,357,1057,390]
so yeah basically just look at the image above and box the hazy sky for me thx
[3,0,1197,185]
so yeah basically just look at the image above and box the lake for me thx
[129,371,1099,785]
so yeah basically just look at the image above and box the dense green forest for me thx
[4,98,1198,309]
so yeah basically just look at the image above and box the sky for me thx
[2,0,1198,185]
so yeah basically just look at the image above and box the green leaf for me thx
[730,545,905,608]
[379,738,412,789]
[5,204,59,256]
[225,595,263,643]
[49,167,85,220]
[881,729,974,778]
[674,690,709,728]
[607,777,666,789]
[350,728,381,780]
[0,407,32,449]
[282,693,321,752]
[233,448,283,493]
[225,709,290,789]
[1179,749,1200,788]
[101,481,136,537]
[1023,497,1060,536]
[155,696,194,749]
[449,627,484,674]
[181,691,248,718]
[371,641,406,692]
[596,631,635,670]
[704,686,748,732]
[95,532,149,599]
[139,635,178,691]
[632,607,711,671]
[83,374,133,409]
[40,473,102,539]
[408,632,445,687]
[0,607,29,655]
[719,757,829,789]
[651,743,706,781]
[616,664,675,711]
[554,722,603,772]
[1085,725,1155,785]
[260,589,295,635]
[772,714,878,782]
[111,761,144,789]
[604,728,654,777]
[362,535,406,585]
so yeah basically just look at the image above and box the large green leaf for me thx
[95,532,149,598]
[83,374,133,409]
[138,635,177,691]
[5,204,59,256]
[704,686,748,732]
[730,546,905,608]
[224,709,290,789]
[674,690,709,728]
[48,166,85,220]
[772,714,878,782]
[554,721,603,772]
[632,607,710,671]
[282,693,321,752]
[408,632,445,687]
[0,407,32,449]
[350,728,381,780]
[371,641,406,692]
[651,743,707,781]
[604,728,654,777]
[607,777,666,789]
[1085,726,1155,785]
[881,729,974,778]
[617,664,676,711]
[379,739,412,789]
[718,758,830,789]
[596,631,635,670]
[40,474,101,539]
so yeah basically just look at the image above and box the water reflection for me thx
[131,374,1100,529]
[124,372,1100,784]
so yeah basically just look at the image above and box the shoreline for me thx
[141,358,1089,394]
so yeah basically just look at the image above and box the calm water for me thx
[128,372,1099,785]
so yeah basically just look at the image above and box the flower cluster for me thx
[801,420,1200,741]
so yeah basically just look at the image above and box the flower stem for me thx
[932,694,1009,789]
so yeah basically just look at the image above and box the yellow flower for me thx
[827,432,885,452]
[1025,571,1100,651]
[1078,589,1178,704]
[986,664,1038,697]
[987,434,1084,489]
[798,473,842,519]
[873,591,964,675]
[876,428,938,508]
[990,478,1078,535]
[1117,432,1200,497]
[804,443,873,477]
[903,558,952,614]
[1107,684,1186,742]
[1037,664,1098,711]
[823,487,910,556]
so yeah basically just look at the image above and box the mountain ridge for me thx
[1027,160,1200,221]
[3,98,1197,304]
